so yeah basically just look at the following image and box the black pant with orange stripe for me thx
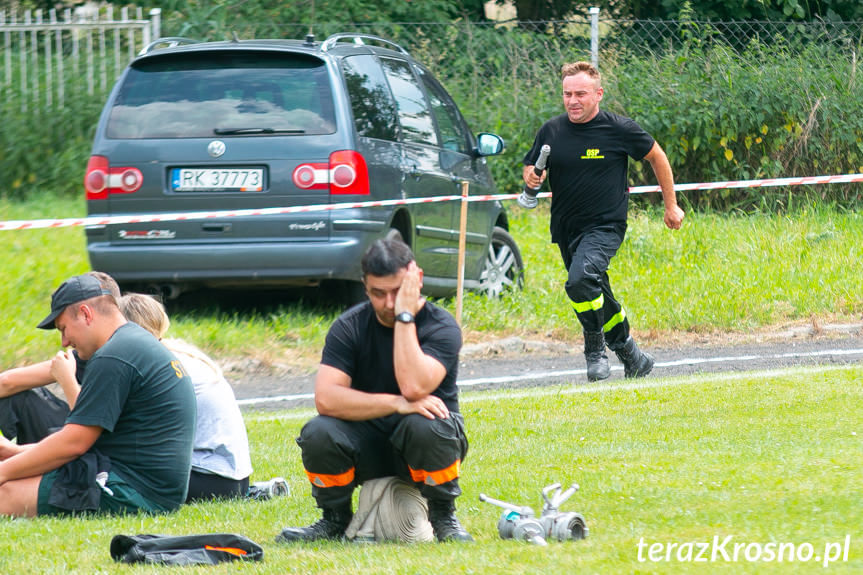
[296,412,468,510]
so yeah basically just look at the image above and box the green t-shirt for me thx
[67,322,196,511]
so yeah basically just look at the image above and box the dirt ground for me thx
[225,319,863,410]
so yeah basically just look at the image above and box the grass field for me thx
[0,193,861,572]
[0,193,861,371]
[0,365,860,573]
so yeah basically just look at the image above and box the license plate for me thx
[171,168,264,192]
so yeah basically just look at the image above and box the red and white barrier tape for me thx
[1,173,861,232]
[628,172,863,194]
[0,195,463,231]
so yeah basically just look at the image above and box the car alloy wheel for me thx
[478,226,524,298]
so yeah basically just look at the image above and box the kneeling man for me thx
[277,238,472,543]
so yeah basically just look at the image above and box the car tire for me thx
[478,226,524,298]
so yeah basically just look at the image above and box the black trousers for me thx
[187,471,250,502]
[1,387,249,502]
[0,387,69,444]
[296,413,468,510]
[558,223,630,349]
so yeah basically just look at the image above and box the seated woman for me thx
[117,293,254,502]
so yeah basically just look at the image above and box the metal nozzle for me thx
[517,191,539,209]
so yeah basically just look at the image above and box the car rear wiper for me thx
[213,127,306,135]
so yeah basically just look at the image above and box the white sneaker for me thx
[247,477,289,500]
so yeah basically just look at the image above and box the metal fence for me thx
[602,17,863,54]
[239,16,863,122]
[2,8,861,114]
[1,8,861,203]
[0,5,159,114]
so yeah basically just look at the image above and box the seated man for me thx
[276,237,472,543]
[0,274,196,517]
[0,271,120,444]
[117,292,254,502]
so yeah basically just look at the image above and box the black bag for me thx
[48,450,111,512]
[110,533,264,565]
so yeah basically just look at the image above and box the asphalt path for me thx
[230,324,863,411]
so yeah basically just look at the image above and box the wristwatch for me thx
[395,311,415,324]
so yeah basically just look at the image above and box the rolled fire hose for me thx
[344,477,434,543]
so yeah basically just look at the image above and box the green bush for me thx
[0,67,103,201]
[2,17,861,210]
[610,33,863,210]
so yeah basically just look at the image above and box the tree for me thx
[622,0,863,21]
[0,0,55,13]
[151,0,489,39]
[507,0,579,21]
[495,0,863,21]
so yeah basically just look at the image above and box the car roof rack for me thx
[320,33,410,56]
[138,37,200,56]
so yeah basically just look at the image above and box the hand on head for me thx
[394,262,424,316]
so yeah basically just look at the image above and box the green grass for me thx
[461,202,863,339]
[1,365,860,573]
[0,194,861,371]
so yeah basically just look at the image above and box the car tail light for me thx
[291,151,370,196]
[292,162,328,190]
[329,150,369,195]
[84,155,143,200]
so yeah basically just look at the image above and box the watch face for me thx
[395,311,415,323]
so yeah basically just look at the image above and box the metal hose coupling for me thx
[479,480,588,545]
[517,144,551,209]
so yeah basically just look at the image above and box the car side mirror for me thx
[474,133,505,157]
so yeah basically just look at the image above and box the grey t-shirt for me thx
[164,339,252,481]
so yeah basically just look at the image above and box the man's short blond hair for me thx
[561,61,601,85]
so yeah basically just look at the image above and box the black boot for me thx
[583,331,610,381]
[428,499,474,542]
[275,506,353,543]
[613,336,655,378]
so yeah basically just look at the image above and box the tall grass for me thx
[0,74,103,200]
[0,193,860,372]
[0,366,860,572]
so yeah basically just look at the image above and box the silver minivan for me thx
[84,33,522,300]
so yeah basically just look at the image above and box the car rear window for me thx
[106,51,336,139]
[342,54,399,141]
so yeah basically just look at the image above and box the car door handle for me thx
[201,223,232,233]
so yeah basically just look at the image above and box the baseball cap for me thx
[37,274,114,330]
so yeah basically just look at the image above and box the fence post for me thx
[590,6,600,69]
[150,8,161,41]
[20,11,27,113]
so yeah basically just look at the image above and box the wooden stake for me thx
[455,180,469,326]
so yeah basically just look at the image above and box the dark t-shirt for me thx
[320,301,462,413]
[523,110,655,243]
[67,322,196,511]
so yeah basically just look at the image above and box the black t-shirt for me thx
[523,110,655,243]
[68,322,196,511]
[321,301,462,413]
